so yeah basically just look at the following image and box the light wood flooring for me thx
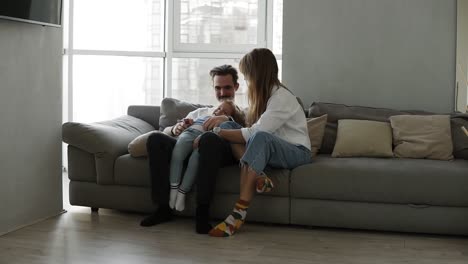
[1,174,467,264]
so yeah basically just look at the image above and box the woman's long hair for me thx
[239,48,284,126]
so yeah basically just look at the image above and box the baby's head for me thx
[213,100,236,117]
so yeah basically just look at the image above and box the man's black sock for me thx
[140,205,172,227]
[195,204,212,234]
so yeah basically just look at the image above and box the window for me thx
[174,0,265,52]
[63,0,282,123]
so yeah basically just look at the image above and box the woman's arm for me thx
[218,129,246,144]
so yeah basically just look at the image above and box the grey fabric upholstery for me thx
[291,199,468,235]
[114,154,150,187]
[67,146,96,182]
[308,102,432,154]
[128,105,161,130]
[113,154,291,197]
[159,98,212,130]
[63,102,468,235]
[63,115,154,184]
[291,155,468,207]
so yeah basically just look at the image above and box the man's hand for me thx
[172,118,193,136]
[203,115,229,131]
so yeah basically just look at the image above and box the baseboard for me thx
[0,209,67,237]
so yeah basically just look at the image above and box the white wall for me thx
[0,19,63,235]
[283,0,457,113]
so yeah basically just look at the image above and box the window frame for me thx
[63,0,281,122]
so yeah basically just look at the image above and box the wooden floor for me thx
[1,174,467,263]
[1,206,468,264]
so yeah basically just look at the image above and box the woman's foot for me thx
[255,175,274,193]
[209,200,249,237]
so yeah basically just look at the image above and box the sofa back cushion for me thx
[308,102,432,154]
[159,98,212,130]
[390,115,454,161]
[332,119,394,158]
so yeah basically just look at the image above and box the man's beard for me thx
[218,96,234,102]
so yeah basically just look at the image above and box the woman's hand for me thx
[203,115,229,131]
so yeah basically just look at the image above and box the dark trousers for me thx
[146,131,235,208]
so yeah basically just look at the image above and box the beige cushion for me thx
[307,114,328,156]
[390,115,454,161]
[128,131,162,157]
[332,119,393,158]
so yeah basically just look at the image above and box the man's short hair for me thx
[209,64,239,85]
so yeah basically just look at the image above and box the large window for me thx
[63,0,283,123]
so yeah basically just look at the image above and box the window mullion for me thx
[265,0,274,49]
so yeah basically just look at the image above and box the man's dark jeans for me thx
[146,131,236,208]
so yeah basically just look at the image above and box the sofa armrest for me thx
[62,115,155,184]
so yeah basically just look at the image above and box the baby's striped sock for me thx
[208,199,249,237]
[169,184,178,209]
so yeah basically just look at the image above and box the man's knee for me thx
[147,132,173,151]
[198,132,222,149]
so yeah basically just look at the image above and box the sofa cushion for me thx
[308,102,432,154]
[128,130,163,158]
[332,119,393,158]
[291,155,468,207]
[114,155,290,196]
[390,115,454,161]
[307,114,327,157]
[114,154,150,187]
[159,98,212,130]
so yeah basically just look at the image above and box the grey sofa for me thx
[62,102,468,235]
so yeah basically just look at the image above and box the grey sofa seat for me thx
[114,153,291,197]
[291,155,468,207]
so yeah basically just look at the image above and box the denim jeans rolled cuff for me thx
[240,131,312,175]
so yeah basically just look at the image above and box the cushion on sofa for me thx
[390,115,453,161]
[159,98,212,130]
[291,155,468,207]
[308,102,432,154]
[332,120,393,158]
[307,114,327,157]
[128,130,163,158]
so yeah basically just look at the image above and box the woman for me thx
[208,48,312,237]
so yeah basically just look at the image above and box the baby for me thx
[169,100,241,211]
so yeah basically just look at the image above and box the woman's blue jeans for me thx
[220,121,312,175]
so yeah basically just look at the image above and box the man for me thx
[140,64,241,234]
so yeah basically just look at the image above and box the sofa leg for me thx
[91,207,99,213]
